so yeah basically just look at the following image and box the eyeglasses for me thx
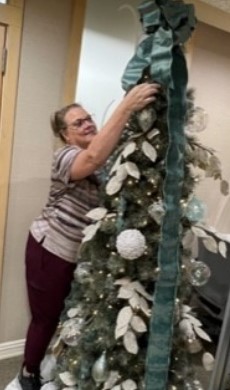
[66,115,94,130]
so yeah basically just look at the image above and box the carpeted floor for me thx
[0,356,22,390]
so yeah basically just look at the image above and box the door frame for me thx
[0,0,25,289]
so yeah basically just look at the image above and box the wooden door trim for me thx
[0,3,23,26]
[0,0,24,289]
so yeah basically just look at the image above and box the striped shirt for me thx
[30,145,100,263]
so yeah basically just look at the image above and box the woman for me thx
[18,82,160,390]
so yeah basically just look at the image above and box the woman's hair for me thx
[50,103,82,142]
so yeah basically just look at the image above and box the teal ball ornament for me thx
[185,197,206,223]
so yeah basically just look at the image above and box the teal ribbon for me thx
[121,1,196,389]
[145,48,188,390]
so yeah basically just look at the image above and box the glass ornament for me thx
[185,106,208,134]
[188,260,211,287]
[148,200,165,224]
[74,262,92,283]
[61,318,84,346]
[185,197,206,223]
[91,351,108,384]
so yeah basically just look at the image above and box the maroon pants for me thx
[24,233,76,374]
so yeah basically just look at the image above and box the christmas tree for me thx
[52,1,229,389]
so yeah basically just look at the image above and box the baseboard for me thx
[0,339,25,360]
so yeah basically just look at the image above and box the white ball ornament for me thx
[116,229,146,260]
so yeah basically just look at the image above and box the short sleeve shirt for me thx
[30,145,100,263]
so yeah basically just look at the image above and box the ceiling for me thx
[201,0,230,13]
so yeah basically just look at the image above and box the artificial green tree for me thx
[53,1,229,390]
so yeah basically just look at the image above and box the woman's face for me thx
[63,106,97,148]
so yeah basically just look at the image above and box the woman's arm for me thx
[70,83,160,180]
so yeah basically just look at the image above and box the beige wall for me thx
[189,22,230,233]
[0,0,73,343]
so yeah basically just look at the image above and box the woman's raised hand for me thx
[122,82,161,112]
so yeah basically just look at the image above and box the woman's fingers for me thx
[135,83,160,109]
[123,82,161,111]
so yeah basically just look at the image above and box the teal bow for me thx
[121,0,196,90]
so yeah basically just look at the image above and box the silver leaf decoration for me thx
[123,330,138,354]
[59,372,77,386]
[219,240,227,258]
[124,162,140,180]
[82,221,102,242]
[202,352,215,372]
[116,306,133,329]
[130,315,147,333]
[121,379,137,390]
[86,207,108,221]
[202,236,218,253]
[142,141,157,162]
[122,141,137,158]
[106,176,123,195]
[102,371,120,390]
